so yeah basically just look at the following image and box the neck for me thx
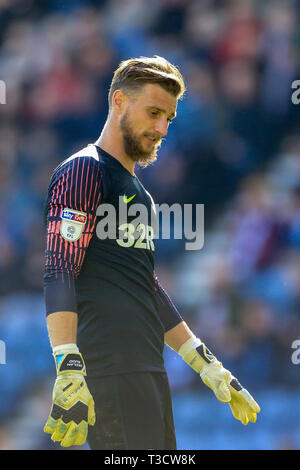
[95,119,135,176]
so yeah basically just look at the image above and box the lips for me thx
[145,135,159,143]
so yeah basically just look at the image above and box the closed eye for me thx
[148,109,174,124]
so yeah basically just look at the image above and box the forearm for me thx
[46,311,78,348]
[164,321,195,352]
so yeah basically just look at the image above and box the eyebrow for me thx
[147,106,177,120]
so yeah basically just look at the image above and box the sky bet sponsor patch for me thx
[60,208,87,241]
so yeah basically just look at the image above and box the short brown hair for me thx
[108,55,186,108]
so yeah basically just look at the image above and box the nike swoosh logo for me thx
[123,194,136,203]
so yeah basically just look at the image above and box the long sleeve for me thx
[154,273,183,332]
[43,156,102,315]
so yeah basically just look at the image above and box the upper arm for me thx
[154,272,183,332]
[44,156,103,279]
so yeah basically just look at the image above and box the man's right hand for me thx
[44,345,96,447]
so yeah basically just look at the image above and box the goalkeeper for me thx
[43,56,260,450]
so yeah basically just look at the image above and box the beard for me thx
[120,111,161,168]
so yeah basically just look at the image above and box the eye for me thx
[167,118,173,124]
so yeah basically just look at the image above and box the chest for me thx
[97,169,157,251]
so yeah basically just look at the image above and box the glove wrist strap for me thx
[178,336,202,356]
[52,344,86,376]
[178,337,217,374]
[53,343,79,354]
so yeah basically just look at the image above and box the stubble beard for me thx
[120,111,161,168]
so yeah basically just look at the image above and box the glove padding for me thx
[44,351,96,447]
[200,361,260,425]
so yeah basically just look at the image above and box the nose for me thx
[154,118,169,138]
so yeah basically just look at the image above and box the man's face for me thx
[119,83,177,167]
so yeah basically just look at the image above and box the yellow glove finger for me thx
[44,415,59,435]
[73,421,89,446]
[51,418,69,442]
[88,398,96,426]
[239,409,249,426]
[229,390,260,425]
[230,382,260,411]
[60,421,79,447]
[249,412,257,423]
[229,401,248,425]
[229,400,240,422]
[241,389,260,413]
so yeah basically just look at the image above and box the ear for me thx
[112,90,127,114]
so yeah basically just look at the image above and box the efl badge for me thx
[60,208,87,241]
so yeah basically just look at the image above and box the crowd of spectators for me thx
[0,0,299,449]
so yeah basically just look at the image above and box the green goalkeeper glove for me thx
[178,337,260,425]
[44,344,96,447]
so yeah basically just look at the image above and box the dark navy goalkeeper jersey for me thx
[43,144,182,378]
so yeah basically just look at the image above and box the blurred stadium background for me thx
[0,0,300,450]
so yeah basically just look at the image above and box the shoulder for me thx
[54,144,103,174]
[48,144,108,189]
[44,145,106,218]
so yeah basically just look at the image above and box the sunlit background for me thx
[0,0,300,450]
